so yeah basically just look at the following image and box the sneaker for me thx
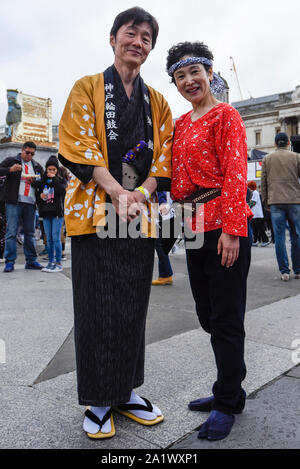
[4,262,14,273]
[294,274,300,279]
[0,258,5,263]
[281,273,290,281]
[25,261,44,270]
[261,241,270,247]
[42,262,55,272]
[251,242,259,247]
[49,263,63,273]
[61,254,67,261]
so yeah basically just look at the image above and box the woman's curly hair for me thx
[166,41,214,84]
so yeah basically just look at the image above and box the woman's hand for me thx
[217,232,240,268]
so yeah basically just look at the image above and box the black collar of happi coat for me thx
[103,65,154,186]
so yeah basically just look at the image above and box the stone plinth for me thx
[5,90,54,144]
[0,142,58,168]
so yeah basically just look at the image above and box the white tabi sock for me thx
[124,390,162,420]
[83,406,111,434]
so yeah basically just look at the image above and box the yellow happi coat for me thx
[59,73,173,237]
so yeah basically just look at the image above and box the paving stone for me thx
[0,269,73,386]
[34,329,298,448]
[171,376,300,449]
[0,386,158,449]
[245,294,300,349]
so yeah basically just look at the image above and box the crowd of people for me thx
[246,131,300,282]
[0,142,70,273]
[0,6,299,445]
[261,132,300,281]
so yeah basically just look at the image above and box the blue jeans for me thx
[270,204,300,275]
[155,235,173,278]
[5,203,37,264]
[248,222,253,244]
[43,217,64,264]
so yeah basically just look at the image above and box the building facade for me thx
[232,85,300,159]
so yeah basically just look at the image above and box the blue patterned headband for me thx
[168,56,226,95]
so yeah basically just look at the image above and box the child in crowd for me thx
[34,156,67,272]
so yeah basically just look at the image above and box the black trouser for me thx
[251,218,268,243]
[186,227,251,415]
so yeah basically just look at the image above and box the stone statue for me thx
[292,85,300,103]
[6,90,22,137]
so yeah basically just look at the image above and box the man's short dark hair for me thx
[22,141,36,150]
[110,7,159,49]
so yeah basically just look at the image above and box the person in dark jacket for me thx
[0,141,44,272]
[0,175,6,263]
[35,155,67,273]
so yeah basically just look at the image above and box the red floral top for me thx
[171,103,251,237]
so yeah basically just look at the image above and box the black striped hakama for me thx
[71,233,155,407]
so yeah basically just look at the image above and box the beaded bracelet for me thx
[134,186,151,202]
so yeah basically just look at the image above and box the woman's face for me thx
[47,165,57,178]
[174,59,213,105]
[110,21,153,69]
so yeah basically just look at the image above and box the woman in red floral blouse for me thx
[167,41,252,441]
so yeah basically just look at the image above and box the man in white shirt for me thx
[0,141,44,272]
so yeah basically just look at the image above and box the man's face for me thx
[21,147,35,162]
[110,21,153,69]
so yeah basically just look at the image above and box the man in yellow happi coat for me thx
[58,7,173,439]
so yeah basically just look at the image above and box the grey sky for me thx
[1,0,299,125]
